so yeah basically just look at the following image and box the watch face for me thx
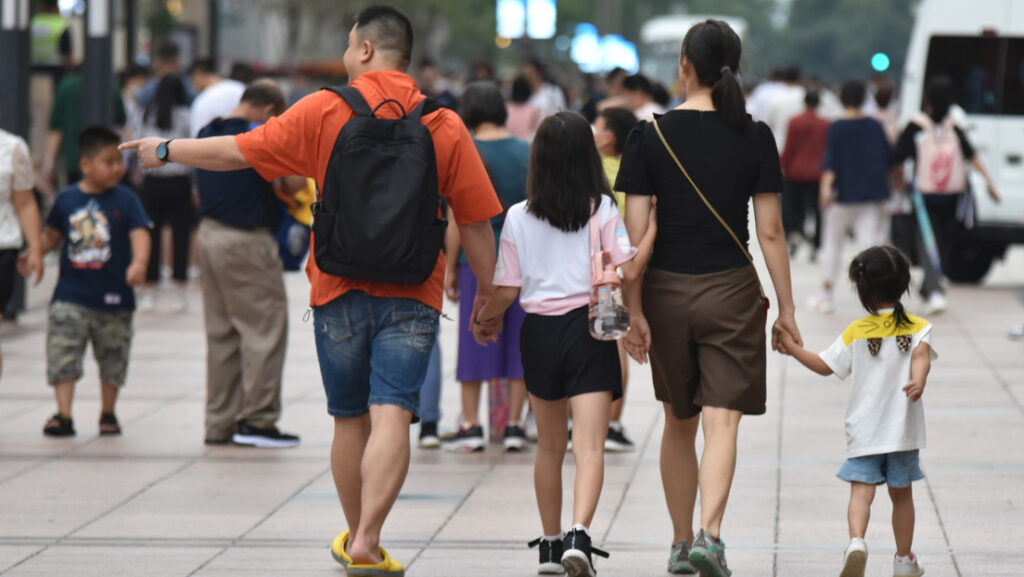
[157,141,168,161]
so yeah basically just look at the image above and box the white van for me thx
[900,0,1024,282]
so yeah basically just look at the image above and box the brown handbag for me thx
[652,118,770,313]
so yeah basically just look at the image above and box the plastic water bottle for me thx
[589,252,630,341]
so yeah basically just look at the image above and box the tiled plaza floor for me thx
[0,242,1021,576]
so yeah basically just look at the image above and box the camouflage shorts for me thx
[47,301,134,387]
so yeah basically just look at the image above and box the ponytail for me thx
[681,20,748,133]
[712,66,748,132]
[891,301,912,330]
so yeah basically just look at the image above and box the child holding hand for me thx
[778,246,935,577]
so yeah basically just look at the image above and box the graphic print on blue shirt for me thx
[47,184,151,310]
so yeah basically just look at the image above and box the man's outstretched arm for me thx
[120,136,250,172]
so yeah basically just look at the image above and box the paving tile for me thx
[1,545,219,577]
[0,546,43,573]
[73,459,327,540]
[0,459,184,538]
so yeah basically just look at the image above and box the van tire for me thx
[945,240,1000,284]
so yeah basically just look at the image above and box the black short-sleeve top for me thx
[615,110,783,275]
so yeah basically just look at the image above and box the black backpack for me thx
[312,86,447,285]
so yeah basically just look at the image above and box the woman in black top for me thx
[617,20,801,576]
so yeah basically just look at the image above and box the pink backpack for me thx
[914,112,967,194]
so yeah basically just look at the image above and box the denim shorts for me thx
[837,450,924,488]
[313,291,438,422]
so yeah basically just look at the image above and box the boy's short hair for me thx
[804,90,821,109]
[78,126,121,159]
[241,80,288,116]
[840,80,867,109]
[189,57,217,76]
[153,40,181,64]
[597,107,638,155]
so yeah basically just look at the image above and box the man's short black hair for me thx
[804,90,821,109]
[597,107,638,155]
[354,6,414,69]
[189,57,217,76]
[840,80,867,108]
[241,81,288,116]
[119,63,151,86]
[78,126,121,159]
[154,40,181,64]
[229,62,255,84]
[460,81,507,130]
[622,74,654,96]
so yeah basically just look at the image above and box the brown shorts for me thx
[643,266,767,419]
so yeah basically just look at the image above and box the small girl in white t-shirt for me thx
[474,111,654,577]
[779,245,936,577]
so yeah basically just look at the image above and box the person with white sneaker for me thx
[779,246,936,577]
[893,76,1000,316]
[812,80,891,315]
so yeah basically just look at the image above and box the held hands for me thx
[126,261,147,286]
[624,312,652,364]
[472,314,502,345]
[903,379,925,402]
[772,311,802,354]
[119,138,167,169]
[17,250,44,286]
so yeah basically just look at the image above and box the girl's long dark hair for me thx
[849,246,913,329]
[526,111,613,233]
[681,19,747,132]
[144,74,187,131]
[925,75,955,123]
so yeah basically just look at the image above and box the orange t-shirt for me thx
[235,70,502,311]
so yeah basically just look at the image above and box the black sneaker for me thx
[528,536,565,574]
[604,422,635,452]
[504,424,527,452]
[443,424,485,452]
[232,422,300,448]
[418,421,440,449]
[561,528,609,577]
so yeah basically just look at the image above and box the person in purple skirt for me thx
[444,81,530,452]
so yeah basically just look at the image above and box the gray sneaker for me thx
[688,529,731,577]
[668,540,696,574]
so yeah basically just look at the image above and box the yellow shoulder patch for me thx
[841,313,928,346]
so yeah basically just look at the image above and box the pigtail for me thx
[891,300,911,330]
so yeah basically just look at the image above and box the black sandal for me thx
[43,413,75,437]
[99,413,121,436]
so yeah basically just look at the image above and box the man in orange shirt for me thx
[122,6,502,574]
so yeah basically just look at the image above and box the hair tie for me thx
[720,66,732,77]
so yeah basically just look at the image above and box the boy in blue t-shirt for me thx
[40,126,151,437]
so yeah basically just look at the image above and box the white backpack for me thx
[913,112,966,194]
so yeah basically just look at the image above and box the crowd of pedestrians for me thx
[1,2,1020,577]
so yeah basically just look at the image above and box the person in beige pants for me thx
[194,81,302,447]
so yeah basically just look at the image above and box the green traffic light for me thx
[872,53,891,72]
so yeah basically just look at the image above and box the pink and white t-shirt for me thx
[494,195,637,315]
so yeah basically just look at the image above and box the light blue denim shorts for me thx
[837,449,924,488]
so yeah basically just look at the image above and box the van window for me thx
[924,36,1001,114]
[1003,39,1024,114]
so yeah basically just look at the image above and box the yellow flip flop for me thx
[346,547,405,576]
[330,530,353,568]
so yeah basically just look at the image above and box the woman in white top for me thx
[0,128,43,368]
[133,75,193,311]
[475,111,654,577]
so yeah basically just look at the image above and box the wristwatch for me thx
[156,139,173,163]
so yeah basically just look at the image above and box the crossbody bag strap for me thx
[589,204,601,285]
[652,119,766,299]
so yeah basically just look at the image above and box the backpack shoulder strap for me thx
[322,85,373,117]
[407,96,443,123]
[912,112,933,132]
